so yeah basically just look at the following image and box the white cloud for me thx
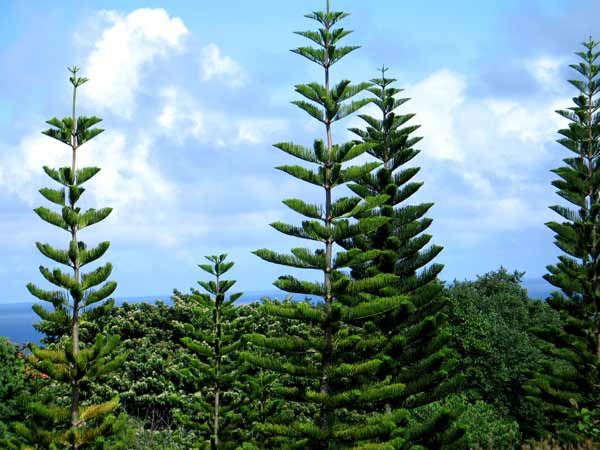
[200,43,246,88]
[449,196,544,232]
[341,65,573,241]
[488,97,570,145]
[80,8,188,119]
[405,69,467,162]
[525,56,566,92]
[0,122,292,251]
[103,208,284,249]
[392,67,571,170]
[0,125,190,253]
[88,132,175,211]
[156,86,206,144]
[235,119,288,144]
[155,86,287,146]
[0,132,67,205]
[0,127,175,214]
[461,171,493,196]
[400,67,572,173]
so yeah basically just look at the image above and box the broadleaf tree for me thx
[15,66,127,450]
[524,37,600,444]
[243,2,416,448]
[339,66,467,448]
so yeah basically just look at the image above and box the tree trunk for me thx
[319,4,333,442]
[70,81,81,449]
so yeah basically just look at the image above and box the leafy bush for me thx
[84,298,195,429]
[0,337,28,444]
[444,267,559,437]
[412,394,519,450]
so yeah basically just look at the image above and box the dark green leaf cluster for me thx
[342,66,442,292]
[42,115,104,148]
[444,268,558,440]
[411,394,520,450]
[84,298,195,429]
[0,338,31,447]
[292,8,357,69]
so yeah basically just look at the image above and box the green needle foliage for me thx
[241,368,286,445]
[524,37,600,444]
[15,66,127,450]
[339,67,466,448]
[176,254,247,449]
[34,296,118,346]
[244,2,414,448]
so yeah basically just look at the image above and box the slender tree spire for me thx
[175,254,248,449]
[15,66,127,449]
[524,37,600,444]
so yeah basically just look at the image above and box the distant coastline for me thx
[0,279,556,346]
[0,290,308,346]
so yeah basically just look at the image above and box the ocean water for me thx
[0,279,555,346]
[0,290,303,346]
[1,302,45,346]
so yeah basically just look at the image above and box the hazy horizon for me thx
[0,276,558,345]
[0,276,557,305]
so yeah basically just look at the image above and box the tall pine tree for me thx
[524,37,600,444]
[15,66,127,449]
[339,67,466,448]
[243,2,415,448]
[175,254,247,449]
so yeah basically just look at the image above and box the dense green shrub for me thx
[85,298,195,429]
[444,267,557,437]
[412,394,519,450]
[0,338,29,445]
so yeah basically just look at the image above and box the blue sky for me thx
[0,0,597,303]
